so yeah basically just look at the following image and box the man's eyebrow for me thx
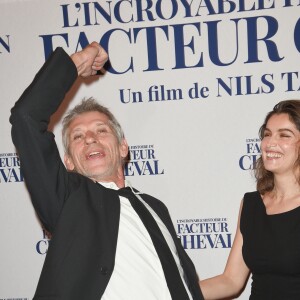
[95,122,108,126]
[69,128,82,134]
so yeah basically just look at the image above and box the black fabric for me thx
[118,187,190,300]
[241,191,300,300]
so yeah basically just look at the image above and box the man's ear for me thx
[120,138,129,159]
[64,154,75,171]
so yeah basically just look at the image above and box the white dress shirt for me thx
[100,180,192,300]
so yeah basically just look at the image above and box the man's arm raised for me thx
[10,42,108,232]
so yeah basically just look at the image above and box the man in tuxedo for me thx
[10,42,203,300]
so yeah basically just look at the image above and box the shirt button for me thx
[100,266,108,275]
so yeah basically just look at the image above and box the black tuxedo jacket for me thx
[10,48,203,300]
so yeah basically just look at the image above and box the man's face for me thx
[64,111,128,183]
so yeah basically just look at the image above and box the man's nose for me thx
[85,131,97,144]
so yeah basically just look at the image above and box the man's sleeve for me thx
[10,48,78,232]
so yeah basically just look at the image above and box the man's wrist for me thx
[70,52,85,76]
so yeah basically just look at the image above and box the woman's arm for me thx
[199,200,250,299]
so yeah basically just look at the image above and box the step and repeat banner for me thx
[1,0,300,299]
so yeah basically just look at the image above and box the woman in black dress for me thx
[200,100,300,299]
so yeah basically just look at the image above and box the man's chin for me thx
[84,169,112,182]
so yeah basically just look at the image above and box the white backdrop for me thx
[1,0,300,299]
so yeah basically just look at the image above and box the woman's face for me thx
[261,113,300,175]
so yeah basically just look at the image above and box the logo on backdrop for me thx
[124,144,165,176]
[239,138,261,170]
[0,35,10,54]
[36,229,51,255]
[0,152,23,183]
[177,217,232,250]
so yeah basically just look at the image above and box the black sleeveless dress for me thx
[241,191,300,299]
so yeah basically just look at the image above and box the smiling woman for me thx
[260,114,299,174]
[200,99,300,300]
[255,100,300,196]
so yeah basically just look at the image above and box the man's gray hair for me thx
[62,97,125,153]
